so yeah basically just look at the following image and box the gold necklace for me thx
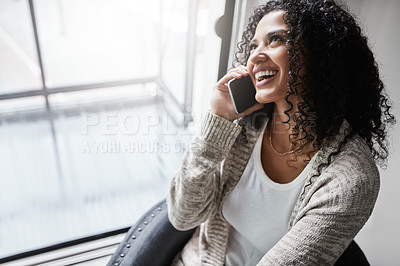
[268,122,296,156]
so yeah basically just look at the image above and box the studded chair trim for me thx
[107,199,196,266]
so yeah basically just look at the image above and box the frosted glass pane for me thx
[0,102,191,258]
[0,0,42,93]
[34,0,161,87]
[161,0,188,105]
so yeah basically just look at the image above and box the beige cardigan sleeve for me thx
[167,112,242,231]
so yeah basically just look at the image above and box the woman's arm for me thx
[167,112,242,231]
[167,65,263,231]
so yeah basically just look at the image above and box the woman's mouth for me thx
[255,70,278,81]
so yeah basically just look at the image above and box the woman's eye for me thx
[249,44,257,51]
[270,35,284,43]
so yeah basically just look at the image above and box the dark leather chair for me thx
[107,199,195,266]
[107,199,370,266]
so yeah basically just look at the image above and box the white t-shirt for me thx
[222,120,318,266]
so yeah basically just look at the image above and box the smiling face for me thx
[247,10,290,105]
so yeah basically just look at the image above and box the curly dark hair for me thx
[234,0,395,167]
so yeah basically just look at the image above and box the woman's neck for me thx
[268,100,321,159]
[269,102,296,154]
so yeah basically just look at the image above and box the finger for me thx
[215,84,230,93]
[220,68,249,84]
[218,72,241,86]
[228,65,248,75]
[240,65,249,74]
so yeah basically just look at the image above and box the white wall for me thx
[344,1,400,265]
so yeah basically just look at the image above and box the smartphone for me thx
[228,75,258,114]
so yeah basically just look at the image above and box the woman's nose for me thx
[249,48,268,65]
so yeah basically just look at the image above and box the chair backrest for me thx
[107,199,196,266]
[334,240,370,266]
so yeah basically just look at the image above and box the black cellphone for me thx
[228,75,258,114]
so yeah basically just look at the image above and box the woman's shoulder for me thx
[316,119,379,181]
[309,133,380,215]
[327,133,379,180]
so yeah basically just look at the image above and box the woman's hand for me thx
[210,65,264,121]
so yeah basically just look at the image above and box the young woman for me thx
[167,0,395,265]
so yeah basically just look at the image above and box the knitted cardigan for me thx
[167,112,380,266]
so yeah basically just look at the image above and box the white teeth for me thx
[255,70,278,80]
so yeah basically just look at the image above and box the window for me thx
[0,0,225,260]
